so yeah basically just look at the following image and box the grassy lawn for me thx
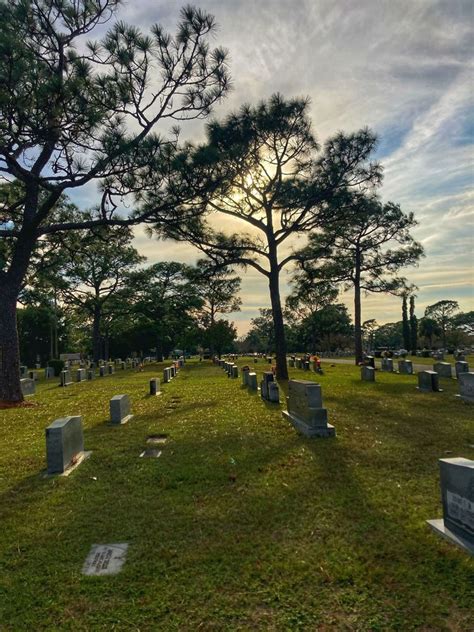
[1,359,473,631]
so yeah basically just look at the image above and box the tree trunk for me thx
[268,265,289,380]
[92,304,102,362]
[354,275,363,364]
[0,292,23,402]
[0,221,38,402]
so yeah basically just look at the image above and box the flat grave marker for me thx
[139,448,162,458]
[82,543,129,576]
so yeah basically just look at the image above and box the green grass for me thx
[1,359,473,631]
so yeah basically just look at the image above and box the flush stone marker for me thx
[82,543,129,576]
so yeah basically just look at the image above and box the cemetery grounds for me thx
[0,358,473,631]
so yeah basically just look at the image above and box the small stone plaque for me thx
[147,434,167,445]
[140,448,162,458]
[82,543,129,576]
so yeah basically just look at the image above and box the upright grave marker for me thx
[455,361,469,380]
[149,378,161,396]
[457,372,474,404]
[60,369,73,387]
[398,360,413,375]
[283,380,335,438]
[427,457,473,555]
[417,370,441,393]
[109,395,133,425]
[20,378,35,396]
[361,366,375,382]
[45,416,90,475]
[433,362,452,378]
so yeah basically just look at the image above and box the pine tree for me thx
[409,296,418,353]
[402,295,411,350]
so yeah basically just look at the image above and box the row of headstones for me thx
[163,358,183,383]
[19,357,146,378]
[378,358,469,379]
[243,367,280,403]
[361,363,474,402]
[218,358,240,378]
[288,357,318,371]
[280,379,473,554]
[46,370,173,475]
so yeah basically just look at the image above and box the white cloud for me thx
[72,1,473,335]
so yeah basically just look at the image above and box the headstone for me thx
[282,380,335,438]
[45,416,86,474]
[87,369,94,380]
[364,355,375,368]
[163,367,171,383]
[247,372,258,391]
[108,364,114,375]
[434,351,445,361]
[99,366,105,377]
[60,369,73,387]
[231,365,239,379]
[20,378,35,396]
[457,372,474,404]
[28,370,37,381]
[398,360,413,375]
[20,365,28,377]
[417,370,441,393]
[149,378,161,396]
[109,394,133,425]
[268,382,280,403]
[260,371,274,400]
[381,358,394,372]
[427,457,473,555]
[361,366,375,382]
[45,366,55,379]
[121,361,126,370]
[433,362,452,378]
[303,361,310,371]
[76,368,86,382]
[82,543,129,576]
[241,367,250,386]
[455,361,469,380]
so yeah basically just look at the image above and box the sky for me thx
[74,0,474,335]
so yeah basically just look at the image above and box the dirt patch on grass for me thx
[0,400,38,409]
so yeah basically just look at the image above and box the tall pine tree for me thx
[409,296,418,353]
[402,295,411,350]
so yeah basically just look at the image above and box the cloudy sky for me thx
[75,0,474,334]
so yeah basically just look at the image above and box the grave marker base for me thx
[427,519,473,556]
[43,451,92,477]
[282,410,336,438]
[108,415,133,426]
